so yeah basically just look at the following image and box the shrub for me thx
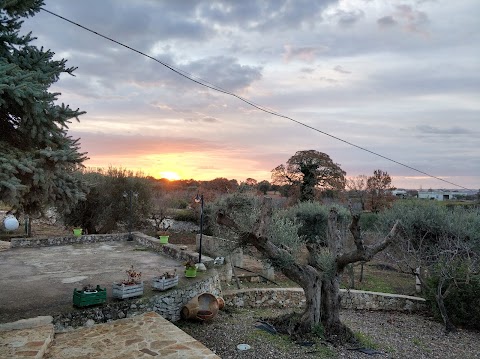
[172,209,197,223]
[359,212,378,231]
[425,271,480,330]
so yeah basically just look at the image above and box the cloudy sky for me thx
[22,0,479,189]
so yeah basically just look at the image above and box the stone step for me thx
[0,316,54,359]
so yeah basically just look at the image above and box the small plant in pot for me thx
[184,259,198,278]
[157,223,171,244]
[152,268,178,291]
[112,265,144,299]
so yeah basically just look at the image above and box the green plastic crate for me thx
[73,285,107,307]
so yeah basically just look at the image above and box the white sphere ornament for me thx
[4,215,19,231]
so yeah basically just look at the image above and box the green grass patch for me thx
[354,331,379,349]
[412,338,432,352]
[356,273,395,294]
[341,262,416,296]
[246,329,293,351]
[246,329,336,358]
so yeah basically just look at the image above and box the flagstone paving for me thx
[0,323,54,359]
[44,312,220,359]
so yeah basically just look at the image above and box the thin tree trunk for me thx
[359,262,364,283]
[347,264,355,288]
[436,279,456,333]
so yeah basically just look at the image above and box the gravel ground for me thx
[178,308,480,359]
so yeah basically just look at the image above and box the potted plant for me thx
[157,223,170,244]
[112,265,144,299]
[184,259,198,278]
[73,227,82,236]
[73,284,107,307]
[152,269,178,291]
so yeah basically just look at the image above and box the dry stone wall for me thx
[223,288,426,313]
[10,233,128,248]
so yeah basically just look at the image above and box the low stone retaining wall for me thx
[134,232,215,268]
[11,233,127,248]
[223,288,426,313]
[53,273,222,331]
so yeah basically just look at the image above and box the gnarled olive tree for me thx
[215,194,399,342]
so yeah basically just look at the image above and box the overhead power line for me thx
[40,7,471,190]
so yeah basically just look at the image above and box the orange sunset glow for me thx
[159,171,181,181]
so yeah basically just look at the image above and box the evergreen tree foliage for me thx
[0,0,88,215]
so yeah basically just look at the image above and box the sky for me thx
[21,0,479,189]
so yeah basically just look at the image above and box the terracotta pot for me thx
[181,292,220,320]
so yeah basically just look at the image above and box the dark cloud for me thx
[377,16,397,27]
[395,5,429,33]
[333,65,351,74]
[377,5,429,33]
[333,9,364,27]
[301,67,315,73]
[184,56,262,92]
[415,125,473,135]
[197,0,339,32]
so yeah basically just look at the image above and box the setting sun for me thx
[159,171,181,181]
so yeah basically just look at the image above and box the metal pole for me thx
[198,194,203,263]
[128,190,133,241]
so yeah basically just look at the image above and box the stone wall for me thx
[10,233,128,248]
[134,233,215,268]
[53,273,222,331]
[223,288,426,313]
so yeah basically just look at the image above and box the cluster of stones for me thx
[223,288,426,312]
[223,288,306,309]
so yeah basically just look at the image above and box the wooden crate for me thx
[152,275,178,291]
[112,282,144,299]
[73,286,107,307]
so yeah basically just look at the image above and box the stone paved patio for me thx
[45,312,220,359]
[0,240,183,323]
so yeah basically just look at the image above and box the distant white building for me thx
[418,190,468,201]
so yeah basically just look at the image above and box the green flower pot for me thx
[185,267,197,278]
[159,235,169,244]
[73,228,82,236]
